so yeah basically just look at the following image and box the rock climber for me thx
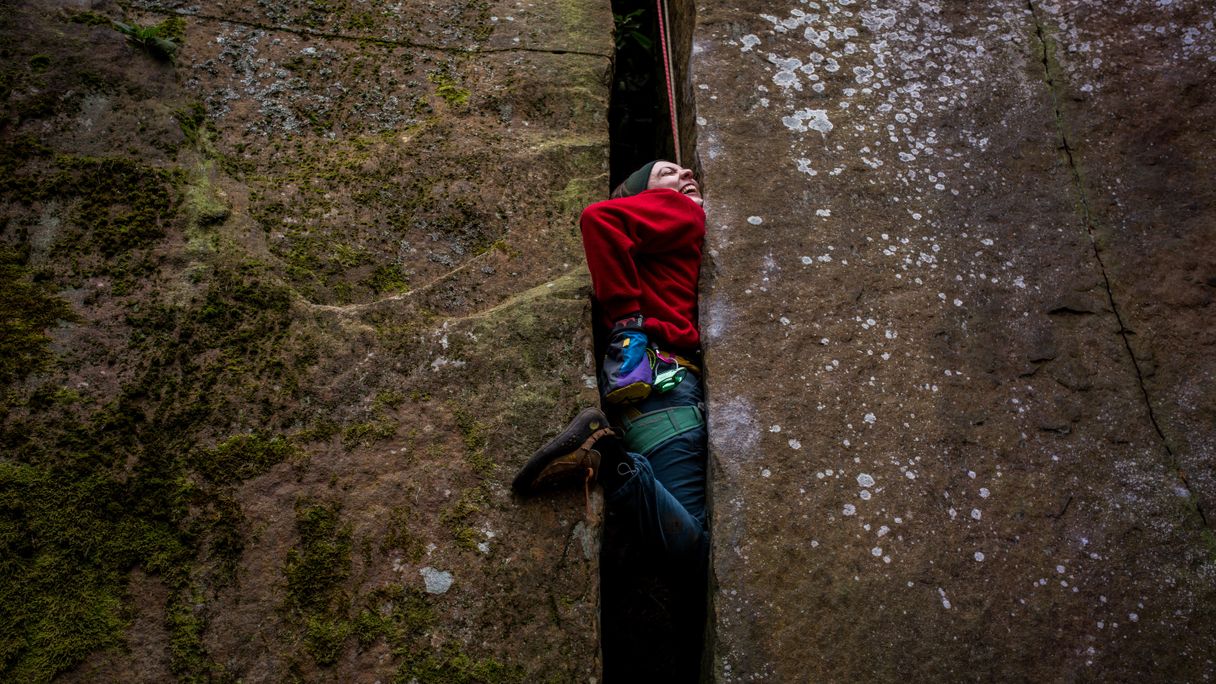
[512,160,708,559]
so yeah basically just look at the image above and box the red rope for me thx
[655,0,681,166]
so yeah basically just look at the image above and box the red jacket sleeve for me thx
[579,190,704,323]
[580,202,641,321]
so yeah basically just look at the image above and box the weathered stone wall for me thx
[692,0,1214,680]
[0,0,610,681]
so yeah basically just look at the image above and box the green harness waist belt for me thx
[620,405,704,456]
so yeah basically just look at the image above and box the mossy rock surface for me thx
[0,0,611,681]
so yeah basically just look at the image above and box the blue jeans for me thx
[605,373,707,559]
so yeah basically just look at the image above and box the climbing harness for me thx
[655,0,680,166]
[620,404,704,456]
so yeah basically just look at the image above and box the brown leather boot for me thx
[513,407,616,495]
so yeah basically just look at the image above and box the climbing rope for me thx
[655,0,681,166]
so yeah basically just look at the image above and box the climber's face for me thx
[649,161,702,206]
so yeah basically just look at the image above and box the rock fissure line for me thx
[302,247,502,315]
[1027,1,1209,529]
[133,7,612,59]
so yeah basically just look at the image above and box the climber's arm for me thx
[580,201,644,322]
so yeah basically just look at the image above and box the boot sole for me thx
[512,407,608,495]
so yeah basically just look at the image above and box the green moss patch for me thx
[342,419,397,448]
[394,646,525,684]
[0,447,192,681]
[354,584,434,648]
[0,247,76,387]
[380,506,423,560]
[277,228,372,304]
[195,432,297,485]
[365,263,409,294]
[0,152,183,264]
[428,71,471,109]
[54,156,181,257]
[64,10,115,28]
[125,260,297,432]
[453,406,492,477]
[284,501,354,666]
[113,16,185,62]
[351,583,524,684]
[0,250,307,680]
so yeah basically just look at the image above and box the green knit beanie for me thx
[621,161,659,197]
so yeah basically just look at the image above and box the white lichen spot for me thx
[573,521,594,560]
[773,70,800,89]
[420,567,454,594]
[740,34,761,52]
[938,587,952,609]
[871,547,883,557]
[857,473,875,488]
[970,508,982,520]
[863,413,876,424]
[788,438,802,450]
[769,424,782,433]
[979,487,990,498]
[782,108,833,135]
[430,356,466,371]
[842,503,857,516]
[974,551,985,562]
[747,216,764,225]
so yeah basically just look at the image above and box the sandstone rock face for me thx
[692,0,1215,680]
[1035,0,1216,521]
[0,0,609,680]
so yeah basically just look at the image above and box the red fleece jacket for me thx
[580,188,706,351]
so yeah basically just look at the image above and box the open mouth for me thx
[680,182,699,195]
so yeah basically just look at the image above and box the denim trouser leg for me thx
[605,373,707,558]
